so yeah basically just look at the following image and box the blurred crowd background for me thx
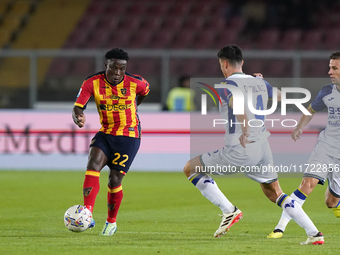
[0,0,339,109]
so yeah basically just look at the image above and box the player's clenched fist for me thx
[291,128,302,141]
[73,112,86,128]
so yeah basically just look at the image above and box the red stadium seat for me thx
[182,16,205,31]
[86,1,108,15]
[199,58,222,77]
[266,60,291,77]
[133,59,160,76]
[118,18,142,33]
[191,2,212,16]
[96,14,121,31]
[256,29,280,50]
[167,2,191,16]
[63,29,90,48]
[300,30,323,50]
[128,2,150,16]
[84,28,111,49]
[322,30,340,50]
[214,30,238,49]
[171,30,196,49]
[105,30,132,48]
[76,15,99,31]
[176,59,201,76]
[279,29,302,50]
[48,58,72,77]
[161,16,185,33]
[106,2,130,15]
[70,58,95,76]
[128,29,153,48]
[192,30,217,49]
[140,16,163,32]
[148,2,171,17]
[149,30,174,49]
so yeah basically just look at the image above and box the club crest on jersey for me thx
[121,88,127,96]
[83,187,93,197]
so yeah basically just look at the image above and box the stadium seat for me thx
[84,28,111,49]
[190,2,212,16]
[171,30,196,49]
[214,30,238,49]
[199,58,221,77]
[322,30,340,50]
[279,29,302,50]
[302,59,329,77]
[106,2,129,15]
[256,29,280,50]
[63,29,90,48]
[243,59,266,75]
[182,16,205,31]
[76,15,99,32]
[161,16,185,33]
[70,58,95,76]
[86,1,108,15]
[148,2,170,17]
[192,30,217,49]
[96,14,121,31]
[149,30,174,49]
[266,60,291,77]
[176,59,201,76]
[132,59,160,76]
[140,16,163,32]
[167,2,191,16]
[204,16,228,31]
[118,18,142,33]
[300,30,323,50]
[128,29,153,48]
[105,30,131,49]
[128,2,150,16]
[48,58,73,77]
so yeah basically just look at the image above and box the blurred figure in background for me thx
[166,76,196,111]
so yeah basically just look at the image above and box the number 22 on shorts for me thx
[112,152,129,167]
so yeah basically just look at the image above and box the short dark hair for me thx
[105,48,129,61]
[179,76,190,87]
[330,52,340,60]
[217,44,243,66]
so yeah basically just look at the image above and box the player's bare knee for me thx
[183,161,191,177]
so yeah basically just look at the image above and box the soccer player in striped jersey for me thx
[72,48,150,236]
[183,44,323,245]
[268,52,340,243]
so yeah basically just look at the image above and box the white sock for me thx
[275,189,307,232]
[277,193,318,236]
[188,173,234,213]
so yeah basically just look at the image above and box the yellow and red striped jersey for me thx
[75,71,150,138]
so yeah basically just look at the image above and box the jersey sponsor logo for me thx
[99,103,132,111]
[128,127,134,131]
[102,95,121,100]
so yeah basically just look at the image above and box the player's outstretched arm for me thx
[72,106,86,128]
[137,95,147,106]
[291,106,314,141]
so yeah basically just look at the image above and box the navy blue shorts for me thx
[90,132,141,174]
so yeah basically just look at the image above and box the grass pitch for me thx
[0,171,339,255]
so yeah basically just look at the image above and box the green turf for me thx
[0,171,339,255]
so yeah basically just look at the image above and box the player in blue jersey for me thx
[183,44,324,245]
[268,52,340,242]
